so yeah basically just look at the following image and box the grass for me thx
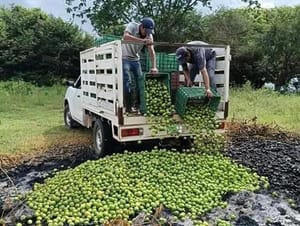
[0,81,91,156]
[0,81,299,157]
[229,82,300,133]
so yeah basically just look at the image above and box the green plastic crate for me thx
[145,73,170,93]
[157,53,179,72]
[140,73,171,113]
[95,35,121,46]
[175,87,220,117]
[141,52,179,72]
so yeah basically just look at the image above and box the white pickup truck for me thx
[64,40,230,157]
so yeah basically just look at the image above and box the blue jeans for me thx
[189,52,217,90]
[122,59,145,112]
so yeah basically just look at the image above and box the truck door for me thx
[69,76,84,123]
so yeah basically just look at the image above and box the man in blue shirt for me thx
[175,43,216,97]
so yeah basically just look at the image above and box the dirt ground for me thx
[0,123,300,225]
[225,122,300,211]
[209,122,300,225]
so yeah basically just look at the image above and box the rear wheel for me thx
[64,104,77,128]
[93,119,112,158]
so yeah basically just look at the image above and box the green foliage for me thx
[203,6,300,87]
[0,80,34,96]
[202,8,264,87]
[0,6,94,85]
[203,8,252,46]
[260,6,300,87]
[65,0,259,41]
[65,0,211,42]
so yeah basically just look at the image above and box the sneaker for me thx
[131,106,139,113]
[137,110,145,116]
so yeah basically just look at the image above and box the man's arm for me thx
[194,48,213,97]
[147,44,158,73]
[181,63,192,86]
[123,31,151,44]
[183,69,192,86]
[200,68,213,97]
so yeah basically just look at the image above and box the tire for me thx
[64,104,77,128]
[93,119,112,158]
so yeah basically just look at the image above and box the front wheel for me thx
[93,119,112,158]
[64,104,77,128]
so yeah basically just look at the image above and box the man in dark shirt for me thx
[175,44,216,97]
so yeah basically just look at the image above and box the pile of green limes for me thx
[26,149,265,226]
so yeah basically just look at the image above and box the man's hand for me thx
[143,38,153,45]
[206,89,213,97]
[186,79,193,87]
[150,68,158,74]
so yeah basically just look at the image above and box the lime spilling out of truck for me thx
[26,149,266,226]
[183,105,225,154]
[145,78,176,136]
[144,77,225,153]
[63,40,231,156]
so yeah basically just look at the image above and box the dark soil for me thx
[225,123,300,211]
[0,144,95,224]
[201,122,300,226]
[0,144,95,183]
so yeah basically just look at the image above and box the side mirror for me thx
[65,80,74,87]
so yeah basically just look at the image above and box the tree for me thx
[66,0,262,42]
[65,0,259,40]
[202,8,266,87]
[0,6,94,85]
[260,6,300,87]
[202,6,300,88]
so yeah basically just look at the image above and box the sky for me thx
[1,0,299,35]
